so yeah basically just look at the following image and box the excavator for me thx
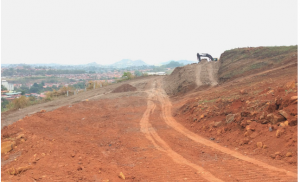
[197,53,218,62]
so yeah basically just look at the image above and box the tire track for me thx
[154,78,297,179]
[140,81,223,182]
[207,62,218,86]
[195,64,203,86]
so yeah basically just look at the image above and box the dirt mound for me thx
[218,46,298,83]
[112,83,137,93]
[163,60,219,96]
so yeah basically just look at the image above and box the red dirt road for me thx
[1,75,297,181]
[142,78,297,181]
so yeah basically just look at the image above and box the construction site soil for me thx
[1,46,298,182]
[163,60,219,96]
[111,84,137,93]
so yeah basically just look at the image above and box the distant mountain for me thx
[1,64,10,67]
[110,59,149,68]
[31,63,61,67]
[1,59,149,68]
[86,62,101,66]
[161,60,197,65]
[1,63,62,67]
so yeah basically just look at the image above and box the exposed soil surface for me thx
[1,76,156,129]
[218,46,297,83]
[163,60,219,96]
[1,47,298,181]
[111,84,137,93]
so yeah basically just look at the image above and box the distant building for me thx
[1,80,14,91]
[2,91,21,100]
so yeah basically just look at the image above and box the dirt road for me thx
[140,77,297,181]
[195,64,203,86]
[196,61,219,87]
[1,75,297,181]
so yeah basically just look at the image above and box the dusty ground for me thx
[1,76,158,129]
[1,53,298,181]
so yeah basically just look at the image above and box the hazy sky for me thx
[1,0,298,65]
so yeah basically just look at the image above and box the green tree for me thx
[73,82,85,89]
[29,83,42,93]
[164,61,183,68]
[2,68,15,76]
[122,72,133,79]
[1,85,7,91]
[134,70,142,77]
[16,86,30,94]
[1,98,9,110]
[23,65,31,69]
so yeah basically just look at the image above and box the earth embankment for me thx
[163,60,220,96]
[218,46,298,83]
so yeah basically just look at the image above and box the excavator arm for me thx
[197,53,216,62]
[204,54,214,61]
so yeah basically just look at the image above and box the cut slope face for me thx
[218,46,298,83]
[172,61,298,173]
[163,60,220,96]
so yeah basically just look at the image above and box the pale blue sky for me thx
[1,0,298,65]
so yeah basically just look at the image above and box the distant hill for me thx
[161,60,197,65]
[110,59,149,68]
[1,60,148,68]
[85,62,102,66]
[2,60,196,68]
[31,63,62,67]
[1,64,10,67]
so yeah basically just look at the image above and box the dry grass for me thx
[13,96,29,109]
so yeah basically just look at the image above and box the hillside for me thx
[218,46,297,83]
[163,60,219,96]
[1,46,298,181]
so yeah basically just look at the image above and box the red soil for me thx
[111,84,137,93]
[1,60,297,181]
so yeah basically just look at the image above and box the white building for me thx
[1,80,14,91]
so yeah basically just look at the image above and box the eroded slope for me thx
[163,60,220,96]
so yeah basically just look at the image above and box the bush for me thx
[1,98,9,112]
[122,72,134,79]
[86,81,107,90]
[1,98,9,108]
[6,102,15,110]
[13,96,29,109]
[28,96,36,102]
